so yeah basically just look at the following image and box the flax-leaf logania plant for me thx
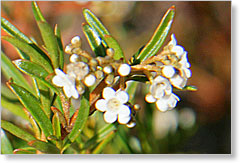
[1,2,197,154]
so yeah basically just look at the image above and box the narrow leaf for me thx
[13,148,36,154]
[7,82,53,137]
[104,35,125,61]
[2,36,53,72]
[83,124,117,149]
[1,96,28,120]
[1,129,13,154]
[174,85,198,91]
[54,24,64,70]
[132,6,175,64]
[1,52,32,91]
[1,120,36,142]
[83,9,110,42]
[36,21,60,69]
[1,17,32,44]
[82,23,106,57]
[52,113,61,139]
[31,2,46,22]
[68,91,90,142]
[13,59,59,94]
[28,140,60,154]
[92,131,115,154]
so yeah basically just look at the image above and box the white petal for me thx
[156,99,169,112]
[118,64,131,76]
[162,65,175,78]
[170,75,186,89]
[172,45,184,58]
[168,94,179,108]
[118,115,131,124]
[55,68,66,77]
[153,75,166,83]
[169,34,177,46]
[52,75,65,87]
[179,52,190,68]
[116,90,129,104]
[145,93,157,103]
[95,99,107,112]
[118,105,131,117]
[63,85,73,98]
[104,111,117,123]
[126,122,136,128]
[184,68,192,78]
[103,87,116,100]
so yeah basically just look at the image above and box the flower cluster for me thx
[52,34,191,127]
[144,34,191,111]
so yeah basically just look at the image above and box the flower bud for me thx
[118,63,131,77]
[71,36,81,47]
[106,48,115,58]
[103,65,113,74]
[70,54,80,63]
[65,44,72,54]
[84,74,96,87]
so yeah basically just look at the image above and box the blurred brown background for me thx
[1,1,231,153]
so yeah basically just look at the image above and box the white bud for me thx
[162,65,175,78]
[70,54,80,63]
[84,74,96,87]
[106,48,115,57]
[71,36,81,47]
[118,64,131,77]
[133,104,141,111]
[103,65,113,74]
[126,121,136,128]
[65,44,72,54]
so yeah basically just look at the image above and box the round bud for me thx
[118,64,131,76]
[103,65,113,74]
[84,74,96,87]
[162,65,175,78]
[106,48,115,58]
[126,121,136,128]
[70,54,80,63]
[71,36,81,47]
[133,104,141,111]
[65,44,72,54]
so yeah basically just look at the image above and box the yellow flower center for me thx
[107,98,121,112]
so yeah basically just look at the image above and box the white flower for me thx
[118,63,131,77]
[145,75,180,112]
[155,93,180,112]
[52,69,79,99]
[67,62,89,80]
[95,87,131,124]
[146,76,172,101]
[168,34,185,58]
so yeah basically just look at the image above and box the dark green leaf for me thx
[104,35,125,61]
[82,23,106,57]
[68,91,90,142]
[1,129,13,154]
[54,24,64,70]
[1,17,32,44]
[32,2,59,69]
[1,96,28,120]
[83,8,109,46]
[52,113,61,140]
[28,140,60,154]
[1,52,32,91]
[132,6,175,64]
[7,82,53,137]
[1,120,36,142]
[2,36,53,73]
[13,59,59,94]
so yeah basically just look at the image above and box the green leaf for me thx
[132,6,175,64]
[28,140,60,154]
[174,85,198,91]
[54,24,64,70]
[31,2,46,22]
[1,129,13,154]
[82,23,106,57]
[68,91,90,142]
[83,124,117,150]
[92,131,115,154]
[104,35,125,61]
[1,84,18,101]
[1,52,32,91]
[52,113,61,140]
[83,8,110,45]
[7,82,53,137]
[1,120,36,142]
[126,81,139,103]
[13,59,59,94]
[1,17,32,44]
[2,36,53,73]
[38,83,51,118]
[32,2,59,69]
[1,96,28,121]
